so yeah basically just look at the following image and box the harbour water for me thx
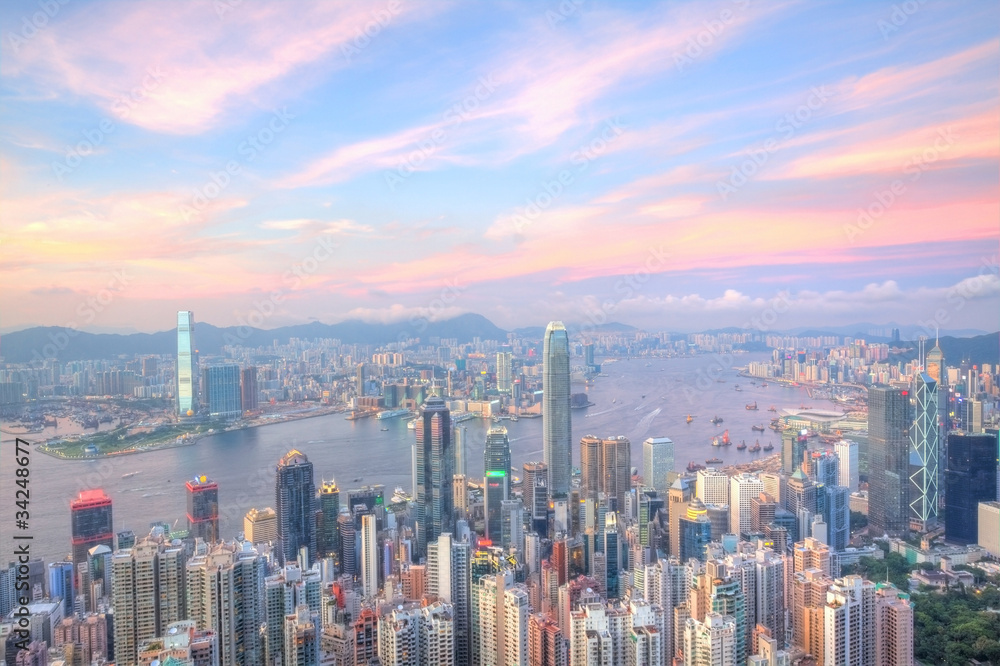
[1,352,831,565]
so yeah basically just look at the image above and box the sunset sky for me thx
[2,0,998,335]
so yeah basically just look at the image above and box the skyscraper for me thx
[201,364,242,419]
[186,476,219,544]
[360,514,379,597]
[243,507,277,545]
[240,366,258,412]
[543,321,572,497]
[945,432,998,543]
[275,450,317,566]
[868,386,912,537]
[483,427,512,543]
[834,440,859,492]
[176,310,198,416]
[496,351,513,394]
[317,481,340,559]
[730,473,764,538]
[71,490,114,574]
[414,394,454,556]
[910,372,940,530]
[643,436,674,496]
[580,435,631,512]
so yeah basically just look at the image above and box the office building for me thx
[275,450,317,566]
[945,432,999,543]
[244,506,277,545]
[186,476,219,544]
[868,386,913,537]
[580,435,631,512]
[176,310,198,416]
[543,321,572,497]
[202,364,242,419]
[70,490,114,586]
[730,473,764,538]
[980,501,1000,557]
[697,468,730,506]
[414,394,455,557]
[484,427,512,543]
[910,372,940,530]
[643,436,674,495]
[317,481,340,558]
[360,514,379,597]
[47,561,75,618]
[834,440,859,492]
[679,499,713,563]
[337,511,357,577]
[781,429,807,475]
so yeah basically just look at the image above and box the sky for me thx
[1,0,998,336]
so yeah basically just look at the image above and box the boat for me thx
[711,436,721,447]
[706,457,723,465]
[767,406,777,412]
[735,386,742,392]
[761,382,768,387]
[751,424,765,432]
[406,420,416,430]
[736,441,747,450]
[746,401,758,410]
[763,442,774,451]
[686,415,694,424]
[710,416,723,425]
[380,427,389,431]
[377,409,410,420]
[122,471,142,479]
[721,430,730,445]
[749,441,761,453]
[687,461,706,473]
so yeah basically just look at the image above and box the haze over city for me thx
[1,1,998,334]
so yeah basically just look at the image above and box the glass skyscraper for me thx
[643,436,674,496]
[413,394,454,557]
[202,364,242,419]
[909,372,940,529]
[868,386,912,537]
[186,476,219,543]
[945,433,998,543]
[275,450,317,565]
[176,310,198,416]
[483,426,511,543]
[543,321,571,497]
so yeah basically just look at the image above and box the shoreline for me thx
[35,405,346,461]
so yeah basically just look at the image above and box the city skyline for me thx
[1,1,998,335]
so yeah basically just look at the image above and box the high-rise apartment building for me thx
[496,351,513,394]
[360,514,379,598]
[543,321,572,497]
[240,366,258,412]
[176,310,198,416]
[275,450,317,566]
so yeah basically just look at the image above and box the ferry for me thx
[705,457,723,465]
[122,471,142,479]
[380,427,389,432]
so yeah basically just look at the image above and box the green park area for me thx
[38,421,217,458]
